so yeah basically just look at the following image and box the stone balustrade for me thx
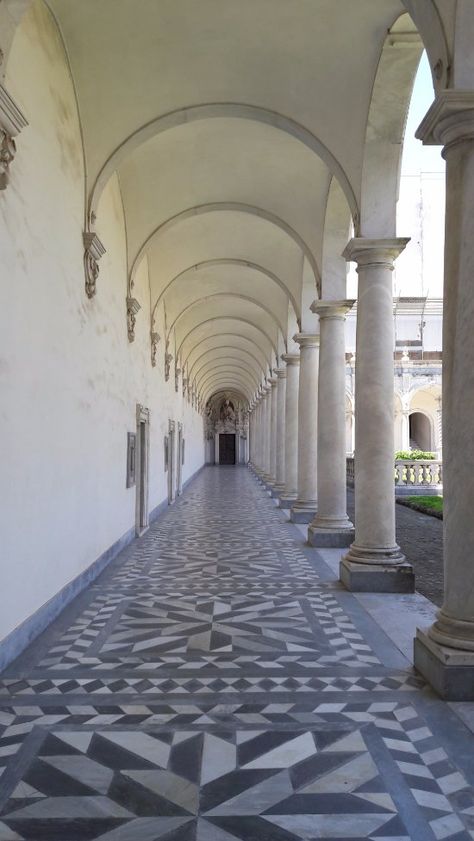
[346,457,443,496]
[394,459,443,496]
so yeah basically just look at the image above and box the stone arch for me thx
[167,293,287,345]
[201,377,254,404]
[130,203,320,296]
[360,12,424,238]
[88,102,359,226]
[177,317,278,360]
[400,0,450,89]
[409,410,434,452]
[194,357,263,388]
[184,333,270,374]
[189,346,266,381]
[321,176,353,299]
[153,261,299,329]
[198,366,259,395]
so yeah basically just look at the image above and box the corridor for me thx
[0,467,473,840]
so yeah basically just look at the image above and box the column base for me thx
[279,494,297,510]
[414,628,474,700]
[290,502,317,524]
[340,557,414,593]
[269,483,285,499]
[308,523,355,548]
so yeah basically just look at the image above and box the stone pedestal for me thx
[291,335,319,524]
[341,239,414,592]
[412,91,474,697]
[279,354,299,509]
[414,629,474,701]
[308,301,355,548]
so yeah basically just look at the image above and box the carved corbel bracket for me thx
[126,296,141,342]
[0,82,28,190]
[150,331,160,367]
[83,232,106,299]
[175,365,181,393]
[164,349,173,382]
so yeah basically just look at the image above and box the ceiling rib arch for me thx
[184,333,271,372]
[167,293,287,343]
[201,377,254,403]
[190,347,266,380]
[197,366,259,393]
[152,259,301,326]
[178,317,278,360]
[194,360,262,386]
[129,202,320,293]
[89,103,359,226]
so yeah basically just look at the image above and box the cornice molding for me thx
[293,332,320,348]
[311,299,355,320]
[343,238,409,267]
[416,90,474,147]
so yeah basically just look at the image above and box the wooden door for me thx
[219,434,236,464]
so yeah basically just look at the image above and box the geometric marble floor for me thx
[0,467,473,840]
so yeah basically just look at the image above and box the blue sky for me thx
[401,52,445,175]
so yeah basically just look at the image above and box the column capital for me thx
[416,90,474,150]
[293,332,320,348]
[281,353,300,366]
[310,299,355,320]
[275,367,287,379]
[268,376,278,388]
[343,238,409,267]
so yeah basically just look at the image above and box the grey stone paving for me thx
[347,490,444,607]
[0,466,471,840]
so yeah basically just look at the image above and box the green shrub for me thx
[395,450,436,461]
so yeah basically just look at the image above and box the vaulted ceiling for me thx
[42,0,440,406]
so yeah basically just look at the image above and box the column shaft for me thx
[274,368,287,494]
[414,94,474,698]
[268,377,278,486]
[279,354,299,508]
[263,386,272,480]
[291,334,319,523]
[308,302,355,547]
[341,239,414,593]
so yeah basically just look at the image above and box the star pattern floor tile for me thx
[1,466,474,840]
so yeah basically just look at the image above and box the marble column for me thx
[254,393,264,475]
[273,367,287,496]
[267,376,278,488]
[413,92,474,699]
[262,384,272,482]
[340,239,414,593]
[279,353,300,509]
[291,334,319,523]
[249,404,255,467]
[308,301,355,547]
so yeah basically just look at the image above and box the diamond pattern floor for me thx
[0,466,473,840]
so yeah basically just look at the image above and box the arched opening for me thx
[409,411,432,452]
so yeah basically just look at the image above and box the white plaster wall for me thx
[0,2,204,645]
